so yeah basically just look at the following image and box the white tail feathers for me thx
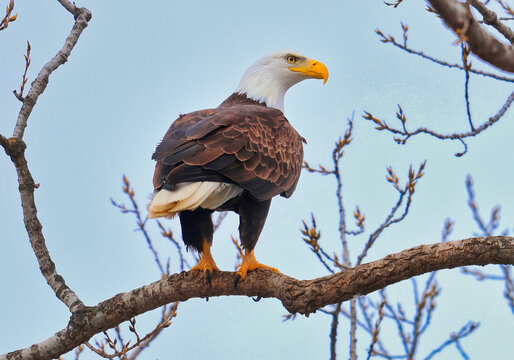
[148,181,243,219]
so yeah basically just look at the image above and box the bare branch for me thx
[0,0,91,321]
[301,215,338,274]
[461,266,505,281]
[471,0,514,43]
[382,291,410,355]
[13,40,31,101]
[333,117,355,267]
[424,321,480,359]
[461,44,475,131]
[85,303,178,359]
[349,300,358,360]
[57,0,81,16]
[111,175,166,276]
[461,175,513,314]
[500,264,514,313]
[346,206,366,236]
[427,0,514,73]
[363,91,514,157]
[356,162,425,266]
[441,218,454,242]
[155,220,191,271]
[12,4,91,139]
[375,28,514,83]
[231,235,244,270]
[1,137,84,312]
[494,0,514,17]
[466,175,501,236]
[330,303,342,360]
[0,0,16,31]
[213,211,228,231]
[3,236,512,360]
[367,294,386,359]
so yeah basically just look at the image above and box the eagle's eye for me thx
[285,55,299,64]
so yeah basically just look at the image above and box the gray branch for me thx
[428,0,514,73]
[12,3,91,138]
[1,1,91,313]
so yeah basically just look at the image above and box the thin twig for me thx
[375,28,514,82]
[330,303,342,360]
[349,300,358,360]
[461,267,504,281]
[13,40,31,101]
[332,117,355,267]
[126,303,179,360]
[111,175,166,276]
[500,264,514,314]
[213,211,227,231]
[424,321,479,359]
[367,294,386,360]
[0,0,16,31]
[363,91,514,157]
[471,0,514,43]
[155,219,191,271]
[461,44,475,131]
[382,291,410,355]
[12,3,91,138]
[357,162,425,266]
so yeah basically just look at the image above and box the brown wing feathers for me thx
[152,96,304,202]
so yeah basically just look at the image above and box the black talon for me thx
[252,296,262,302]
[234,274,242,289]
[206,269,212,287]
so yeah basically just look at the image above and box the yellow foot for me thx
[190,246,220,286]
[190,256,221,273]
[234,249,280,289]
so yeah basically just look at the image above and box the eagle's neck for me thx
[236,81,286,111]
[235,65,299,112]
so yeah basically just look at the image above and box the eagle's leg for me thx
[179,209,220,285]
[235,197,279,288]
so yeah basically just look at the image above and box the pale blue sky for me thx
[1,1,513,359]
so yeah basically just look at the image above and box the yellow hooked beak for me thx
[290,59,329,84]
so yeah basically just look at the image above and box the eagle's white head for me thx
[235,50,329,111]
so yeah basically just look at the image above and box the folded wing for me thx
[152,104,304,203]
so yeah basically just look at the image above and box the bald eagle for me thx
[149,50,328,286]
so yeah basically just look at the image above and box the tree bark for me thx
[3,236,513,360]
[428,0,514,73]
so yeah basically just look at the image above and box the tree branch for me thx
[363,90,514,157]
[0,0,92,315]
[471,0,514,44]
[427,0,514,73]
[375,27,514,82]
[12,3,91,139]
[3,236,513,360]
[1,137,84,313]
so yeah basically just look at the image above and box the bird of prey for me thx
[148,50,328,287]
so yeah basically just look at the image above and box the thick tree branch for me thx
[2,137,84,313]
[3,236,513,360]
[1,0,91,314]
[427,0,514,73]
[471,0,514,44]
